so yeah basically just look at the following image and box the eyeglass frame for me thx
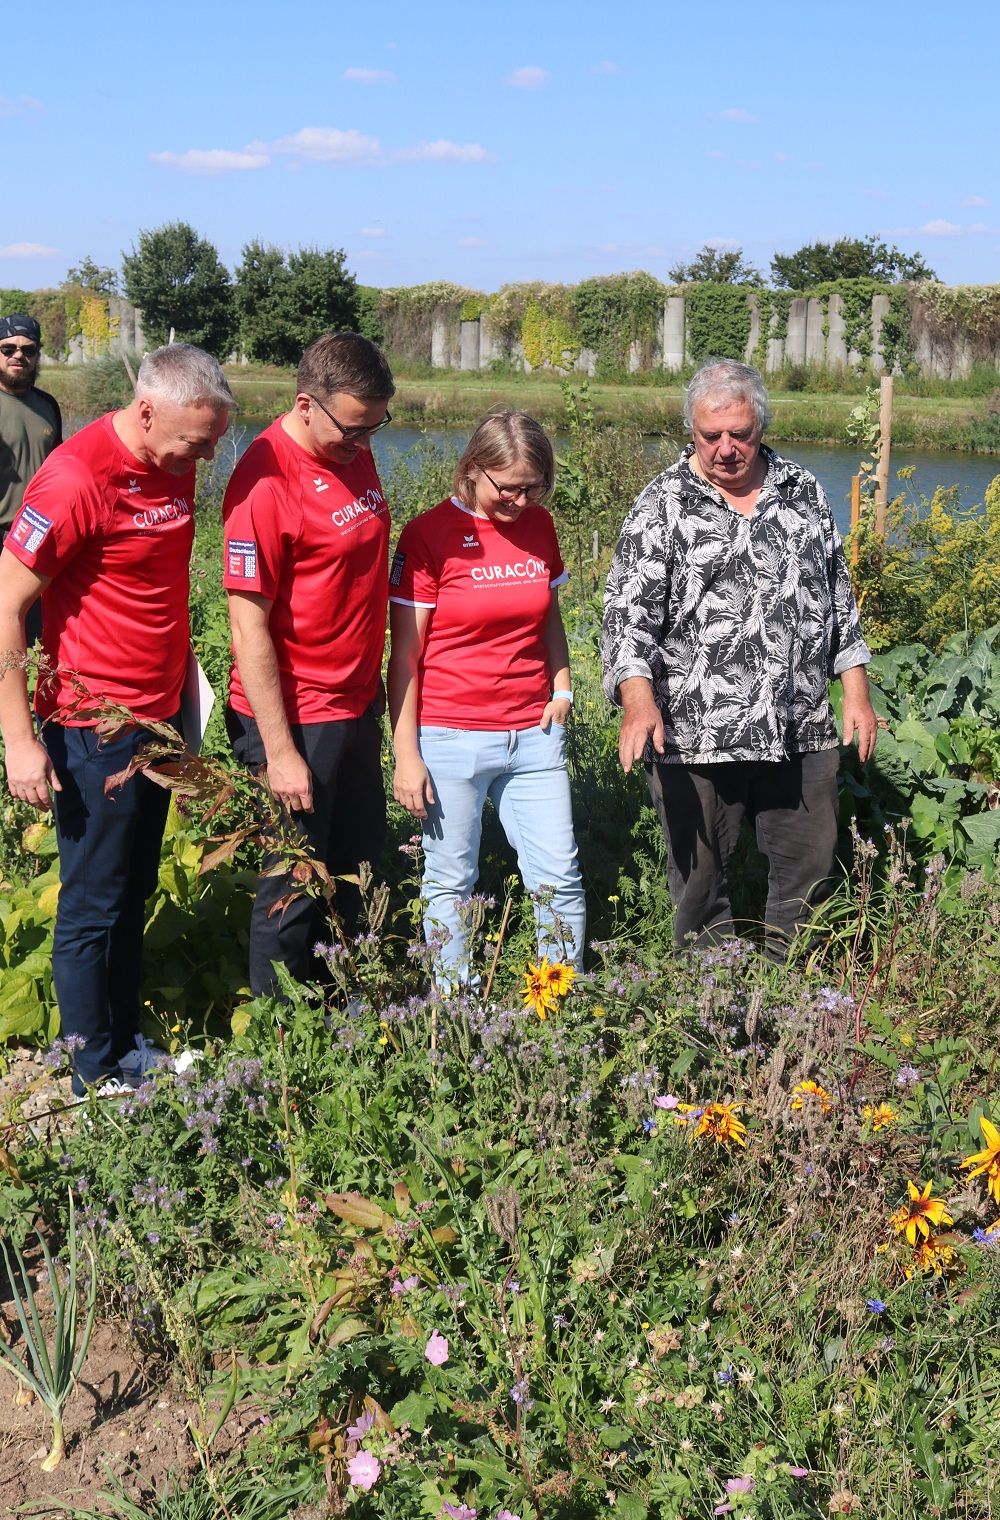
[308,392,392,443]
[480,467,545,503]
[0,342,40,360]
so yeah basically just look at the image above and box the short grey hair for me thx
[683,358,771,434]
[136,343,236,410]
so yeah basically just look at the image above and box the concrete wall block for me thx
[575,347,596,375]
[478,317,495,369]
[805,298,826,364]
[745,293,760,364]
[785,298,808,365]
[662,296,685,372]
[766,337,784,372]
[459,319,480,371]
[826,292,848,368]
[627,339,643,374]
[870,293,890,373]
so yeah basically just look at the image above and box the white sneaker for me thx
[119,1034,171,1087]
[94,1078,132,1098]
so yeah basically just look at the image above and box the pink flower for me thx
[441,1505,478,1519]
[654,1093,680,1109]
[347,1451,381,1491]
[726,1477,755,1494]
[346,1407,375,1442]
[391,1273,420,1296]
[425,1329,449,1366]
[496,1511,521,1520]
[788,1466,809,1477]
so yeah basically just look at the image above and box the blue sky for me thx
[2,0,996,295]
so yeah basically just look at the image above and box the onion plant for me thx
[0,1193,97,1470]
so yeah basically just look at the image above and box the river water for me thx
[213,421,999,539]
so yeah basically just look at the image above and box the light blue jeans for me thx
[418,722,586,985]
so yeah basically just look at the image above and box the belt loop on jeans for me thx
[506,729,517,767]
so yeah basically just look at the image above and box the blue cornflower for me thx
[866,1298,887,1314]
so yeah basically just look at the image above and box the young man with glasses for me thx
[0,314,62,645]
[224,331,395,996]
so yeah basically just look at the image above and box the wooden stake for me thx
[850,474,861,568]
[874,375,893,539]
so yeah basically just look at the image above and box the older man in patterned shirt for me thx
[602,358,877,959]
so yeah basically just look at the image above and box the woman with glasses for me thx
[388,409,585,989]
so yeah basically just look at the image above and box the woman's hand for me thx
[540,697,572,731]
[393,754,436,819]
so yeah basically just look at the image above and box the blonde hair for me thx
[453,410,555,508]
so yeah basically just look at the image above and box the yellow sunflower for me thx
[904,1233,957,1280]
[682,1101,748,1148]
[861,1101,897,1133]
[961,1115,1000,1206]
[790,1079,834,1115]
[522,959,557,1020]
[890,1180,953,1246]
[546,962,577,997]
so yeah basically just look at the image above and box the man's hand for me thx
[839,665,879,763]
[266,747,313,814]
[393,754,436,820]
[540,696,572,731]
[617,676,665,774]
[4,736,62,810]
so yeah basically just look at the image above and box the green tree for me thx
[63,256,119,295]
[232,240,291,363]
[668,244,762,285]
[121,221,233,355]
[232,243,359,365]
[770,236,937,289]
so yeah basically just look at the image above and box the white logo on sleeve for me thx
[313,478,330,493]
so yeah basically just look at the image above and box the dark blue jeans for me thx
[226,706,386,998]
[44,721,174,1094]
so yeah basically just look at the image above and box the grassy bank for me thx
[39,361,999,453]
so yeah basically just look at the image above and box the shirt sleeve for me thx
[222,472,290,600]
[819,482,871,676]
[601,477,672,705]
[388,516,439,607]
[4,454,100,577]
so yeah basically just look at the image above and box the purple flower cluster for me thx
[176,1056,274,1154]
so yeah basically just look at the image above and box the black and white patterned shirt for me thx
[601,444,871,764]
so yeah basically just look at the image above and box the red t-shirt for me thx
[389,497,568,730]
[223,419,389,723]
[5,413,195,724]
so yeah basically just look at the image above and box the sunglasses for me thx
[309,393,392,443]
[0,342,39,359]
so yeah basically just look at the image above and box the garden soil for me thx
[0,1048,250,1512]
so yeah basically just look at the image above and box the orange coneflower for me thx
[861,1102,897,1133]
[890,1180,953,1246]
[961,1116,1000,1206]
[904,1233,957,1279]
[790,1079,834,1115]
[522,959,557,1020]
[677,1101,748,1149]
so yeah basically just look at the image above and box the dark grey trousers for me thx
[646,749,840,960]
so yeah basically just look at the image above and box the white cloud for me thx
[886,219,991,237]
[505,66,548,89]
[705,150,727,160]
[150,148,270,173]
[271,127,381,163]
[720,107,758,123]
[458,236,486,247]
[0,94,42,116]
[397,139,492,163]
[592,60,621,75]
[359,227,386,237]
[342,67,396,84]
[0,241,59,257]
[959,194,989,208]
[773,151,791,163]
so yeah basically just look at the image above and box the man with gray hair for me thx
[602,358,877,959]
[0,344,234,1094]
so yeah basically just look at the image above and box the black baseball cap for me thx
[0,314,41,343]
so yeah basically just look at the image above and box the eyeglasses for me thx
[482,468,544,503]
[0,342,39,359]
[309,393,392,442]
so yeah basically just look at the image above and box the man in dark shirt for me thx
[602,358,878,959]
[0,314,62,644]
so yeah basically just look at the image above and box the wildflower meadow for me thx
[1,412,999,1519]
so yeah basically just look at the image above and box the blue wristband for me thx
[552,689,574,704]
